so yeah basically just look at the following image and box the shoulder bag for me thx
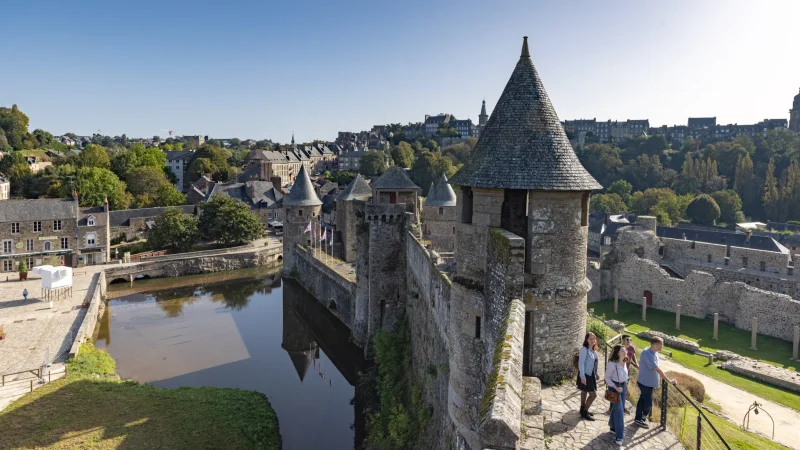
[604,363,621,404]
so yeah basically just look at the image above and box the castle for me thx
[283,37,601,450]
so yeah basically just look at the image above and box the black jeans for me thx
[634,382,654,422]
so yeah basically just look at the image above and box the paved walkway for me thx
[0,265,111,411]
[542,363,685,450]
[659,358,799,449]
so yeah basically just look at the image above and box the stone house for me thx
[0,197,110,270]
[205,180,284,225]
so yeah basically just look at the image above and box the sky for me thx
[3,0,799,143]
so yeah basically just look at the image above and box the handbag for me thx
[604,364,621,404]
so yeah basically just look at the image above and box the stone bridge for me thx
[105,245,282,284]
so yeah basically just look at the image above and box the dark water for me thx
[95,268,367,450]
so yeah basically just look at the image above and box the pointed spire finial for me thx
[521,36,530,58]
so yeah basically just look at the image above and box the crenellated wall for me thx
[292,246,357,328]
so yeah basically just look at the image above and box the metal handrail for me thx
[1,368,41,386]
[663,380,732,450]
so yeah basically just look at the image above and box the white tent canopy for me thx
[31,265,73,290]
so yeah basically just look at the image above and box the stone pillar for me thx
[675,304,681,330]
[793,325,799,361]
[614,289,618,313]
[642,296,647,322]
[713,313,719,340]
[750,317,758,350]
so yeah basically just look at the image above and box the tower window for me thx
[298,209,303,216]
[461,187,473,224]
[581,192,589,226]
[475,316,481,339]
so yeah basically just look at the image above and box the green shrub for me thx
[67,343,116,379]
[587,315,609,343]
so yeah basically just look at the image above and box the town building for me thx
[790,88,800,133]
[337,146,368,172]
[109,205,196,242]
[204,180,284,224]
[0,176,9,200]
[183,135,208,147]
[0,196,110,270]
[165,150,194,192]
[587,212,635,257]
[424,114,451,136]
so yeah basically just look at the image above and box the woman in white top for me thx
[606,344,630,445]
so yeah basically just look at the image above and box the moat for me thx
[94,267,367,450]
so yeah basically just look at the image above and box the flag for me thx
[320,228,327,241]
[304,221,312,233]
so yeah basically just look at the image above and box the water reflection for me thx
[97,269,366,449]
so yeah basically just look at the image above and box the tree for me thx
[0,104,30,150]
[131,143,166,169]
[762,158,780,221]
[734,153,760,217]
[156,184,186,207]
[72,167,131,210]
[147,208,199,251]
[577,144,623,188]
[686,194,721,225]
[779,160,800,222]
[391,142,415,168]
[198,196,263,245]
[190,144,230,181]
[607,180,633,203]
[623,154,664,191]
[711,190,743,224]
[7,164,32,195]
[336,171,357,186]
[125,166,181,208]
[78,144,111,169]
[187,157,216,181]
[359,150,388,176]
[629,188,687,226]
[411,152,457,190]
[32,129,53,147]
[590,193,627,213]
[0,151,27,174]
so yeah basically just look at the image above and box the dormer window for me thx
[87,215,95,226]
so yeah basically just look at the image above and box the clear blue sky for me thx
[4,0,798,143]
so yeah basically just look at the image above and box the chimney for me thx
[270,176,283,193]
[746,231,752,242]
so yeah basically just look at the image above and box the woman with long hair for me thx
[577,332,599,420]
[606,344,630,445]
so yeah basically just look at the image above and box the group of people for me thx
[576,333,678,446]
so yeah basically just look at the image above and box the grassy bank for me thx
[591,299,800,412]
[0,344,281,450]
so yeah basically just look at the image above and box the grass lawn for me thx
[0,344,281,450]
[590,300,800,412]
[672,406,788,450]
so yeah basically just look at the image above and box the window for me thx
[438,207,444,215]
[44,242,51,251]
[87,216,95,226]
[2,240,11,254]
[760,261,766,272]
[61,238,69,249]
[2,260,12,272]
[26,240,34,252]
[86,233,96,247]
[33,221,41,232]
[707,254,712,263]
[475,316,482,339]
[11,222,20,234]
[53,220,62,231]
[26,257,34,269]
[742,256,748,268]
[604,236,612,246]
[298,209,303,216]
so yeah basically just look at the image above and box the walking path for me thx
[659,358,799,449]
[542,362,685,449]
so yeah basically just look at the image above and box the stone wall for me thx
[69,270,106,357]
[605,228,800,342]
[292,246,357,328]
[720,357,800,394]
[336,199,365,263]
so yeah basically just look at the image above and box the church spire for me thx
[479,99,488,127]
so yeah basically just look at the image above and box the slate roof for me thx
[165,150,194,161]
[449,37,601,191]
[0,199,77,222]
[426,174,457,207]
[337,174,373,200]
[207,182,283,208]
[657,226,785,253]
[109,205,196,227]
[284,165,322,206]
[370,167,421,191]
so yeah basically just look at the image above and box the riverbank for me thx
[0,343,282,449]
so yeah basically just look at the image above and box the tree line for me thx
[579,130,800,225]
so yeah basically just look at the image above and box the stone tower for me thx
[479,99,488,128]
[449,35,601,390]
[335,174,372,263]
[790,89,800,133]
[282,165,323,275]
[422,173,457,252]
[282,291,319,383]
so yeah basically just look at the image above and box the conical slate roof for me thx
[370,166,421,190]
[450,37,602,191]
[426,181,436,197]
[286,350,316,383]
[336,174,373,200]
[426,173,457,207]
[284,165,322,206]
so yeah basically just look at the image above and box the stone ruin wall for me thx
[595,228,800,342]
